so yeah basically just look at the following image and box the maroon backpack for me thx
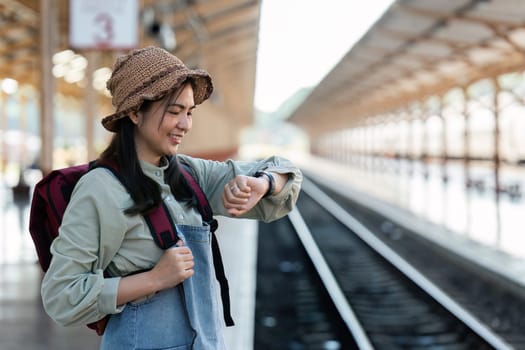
[29,160,234,334]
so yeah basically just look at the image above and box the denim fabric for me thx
[100,224,227,350]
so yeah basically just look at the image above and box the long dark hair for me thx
[99,82,195,216]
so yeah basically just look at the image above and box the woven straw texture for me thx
[102,47,213,132]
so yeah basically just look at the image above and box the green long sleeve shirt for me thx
[41,154,302,326]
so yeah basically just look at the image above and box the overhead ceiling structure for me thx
[289,0,525,137]
[139,0,262,125]
[0,0,40,88]
[0,0,260,125]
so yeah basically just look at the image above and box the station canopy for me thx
[0,0,261,124]
[289,0,525,136]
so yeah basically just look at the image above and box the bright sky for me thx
[254,0,394,113]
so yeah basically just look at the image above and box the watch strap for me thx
[254,170,275,198]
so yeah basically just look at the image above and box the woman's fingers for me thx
[222,175,268,216]
[222,180,251,214]
[225,181,250,198]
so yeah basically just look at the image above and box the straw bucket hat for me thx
[101,46,213,132]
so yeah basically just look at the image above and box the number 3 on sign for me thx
[69,0,138,50]
[93,13,114,47]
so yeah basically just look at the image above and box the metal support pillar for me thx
[422,113,429,179]
[84,51,97,161]
[462,87,470,188]
[492,77,501,194]
[439,96,448,183]
[493,77,502,244]
[39,0,55,175]
[408,116,414,176]
[0,91,6,173]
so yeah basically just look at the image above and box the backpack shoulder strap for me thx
[179,161,234,326]
[143,203,180,248]
[92,160,180,249]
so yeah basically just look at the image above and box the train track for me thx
[254,204,358,349]
[254,177,522,349]
[306,177,525,349]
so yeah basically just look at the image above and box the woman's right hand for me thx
[150,240,194,290]
[117,240,194,306]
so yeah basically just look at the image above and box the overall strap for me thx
[179,163,235,327]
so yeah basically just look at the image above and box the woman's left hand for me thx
[222,175,269,216]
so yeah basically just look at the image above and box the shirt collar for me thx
[139,156,170,182]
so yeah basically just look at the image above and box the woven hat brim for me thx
[102,69,212,132]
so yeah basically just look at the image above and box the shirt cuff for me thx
[260,166,297,200]
[98,276,125,315]
[267,177,293,203]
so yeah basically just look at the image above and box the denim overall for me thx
[100,224,227,350]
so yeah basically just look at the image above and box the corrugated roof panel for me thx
[467,47,506,65]
[401,0,474,13]
[437,60,469,76]
[491,37,515,50]
[390,55,426,70]
[380,10,436,34]
[406,41,452,58]
[361,32,406,52]
[508,29,525,48]
[413,70,440,85]
[350,49,386,65]
[471,0,525,24]
[371,65,405,82]
[434,19,494,44]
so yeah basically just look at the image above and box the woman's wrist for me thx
[117,270,160,306]
[254,170,275,197]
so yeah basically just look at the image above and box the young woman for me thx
[41,47,302,349]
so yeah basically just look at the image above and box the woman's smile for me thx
[168,133,183,145]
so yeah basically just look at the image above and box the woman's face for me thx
[132,83,195,164]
